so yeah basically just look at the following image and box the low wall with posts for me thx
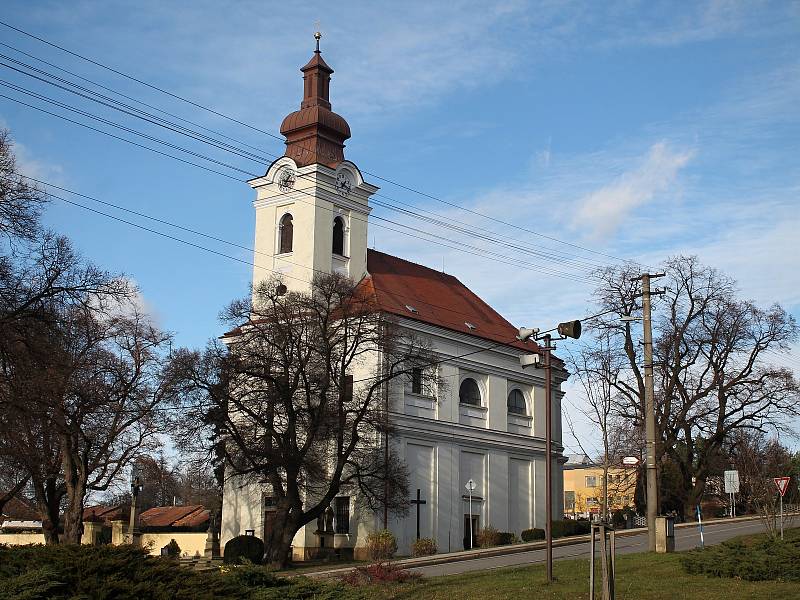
[141,532,208,558]
[0,524,208,558]
[0,532,46,545]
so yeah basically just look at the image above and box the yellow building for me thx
[562,455,637,519]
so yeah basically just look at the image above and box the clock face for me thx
[335,171,353,197]
[277,167,296,193]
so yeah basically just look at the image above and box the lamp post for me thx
[519,320,581,583]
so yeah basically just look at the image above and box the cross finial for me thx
[314,21,322,53]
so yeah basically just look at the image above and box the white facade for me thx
[220,151,567,558]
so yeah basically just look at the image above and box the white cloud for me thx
[573,142,694,240]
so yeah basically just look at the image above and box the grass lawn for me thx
[357,528,800,600]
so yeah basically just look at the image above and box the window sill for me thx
[332,253,350,261]
[459,404,487,419]
[275,252,293,258]
[507,414,532,426]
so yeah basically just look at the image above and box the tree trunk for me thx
[61,482,86,544]
[32,477,63,545]
[264,508,299,569]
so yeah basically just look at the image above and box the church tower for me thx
[248,34,378,294]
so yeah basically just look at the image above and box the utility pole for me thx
[637,272,664,552]
[519,320,581,584]
[543,334,555,583]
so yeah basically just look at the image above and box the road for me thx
[409,518,769,578]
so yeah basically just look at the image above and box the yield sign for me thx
[774,477,790,497]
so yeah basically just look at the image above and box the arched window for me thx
[459,378,481,406]
[507,389,526,415]
[332,216,345,256]
[279,213,293,254]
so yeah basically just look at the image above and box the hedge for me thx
[224,535,265,565]
[0,544,366,600]
[681,531,800,582]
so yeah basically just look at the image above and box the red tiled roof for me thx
[139,505,209,528]
[363,249,537,352]
[1,495,39,522]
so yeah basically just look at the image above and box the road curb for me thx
[301,514,780,578]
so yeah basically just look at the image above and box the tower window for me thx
[459,378,481,406]
[332,216,345,256]
[507,389,526,415]
[279,213,293,254]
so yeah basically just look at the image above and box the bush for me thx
[365,529,397,560]
[0,544,250,600]
[611,510,628,528]
[224,535,265,565]
[521,528,545,542]
[476,526,501,548]
[340,562,420,586]
[551,519,591,538]
[411,537,438,557]
[164,538,181,557]
[681,533,800,582]
[497,532,519,545]
[0,544,362,600]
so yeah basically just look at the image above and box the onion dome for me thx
[280,34,351,168]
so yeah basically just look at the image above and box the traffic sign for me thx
[465,479,476,492]
[724,470,740,494]
[774,477,790,497]
[622,456,640,466]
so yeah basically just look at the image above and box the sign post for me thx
[465,479,476,550]
[774,477,790,540]
[695,505,704,549]
[724,470,739,518]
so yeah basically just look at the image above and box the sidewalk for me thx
[302,514,771,578]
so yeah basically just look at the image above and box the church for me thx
[220,38,567,559]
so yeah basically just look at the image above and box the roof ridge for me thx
[366,248,461,283]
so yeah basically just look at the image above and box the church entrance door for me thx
[463,514,479,550]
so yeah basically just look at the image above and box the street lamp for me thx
[519,320,582,583]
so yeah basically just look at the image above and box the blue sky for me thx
[1,1,799,452]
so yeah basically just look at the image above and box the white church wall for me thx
[486,374,507,431]
[508,457,533,534]
[486,451,510,532]
[220,477,264,547]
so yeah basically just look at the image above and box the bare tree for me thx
[567,331,630,521]
[166,273,436,567]
[0,300,171,543]
[587,256,798,517]
[729,430,797,535]
[0,129,45,244]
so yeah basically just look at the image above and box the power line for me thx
[0,89,592,282]
[0,21,637,268]
[0,52,607,273]
[27,175,574,322]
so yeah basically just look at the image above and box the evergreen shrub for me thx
[521,528,545,542]
[497,532,519,545]
[681,532,800,582]
[223,535,265,565]
[164,539,181,557]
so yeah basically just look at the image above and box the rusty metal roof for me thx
[82,504,129,523]
[139,505,209,528]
